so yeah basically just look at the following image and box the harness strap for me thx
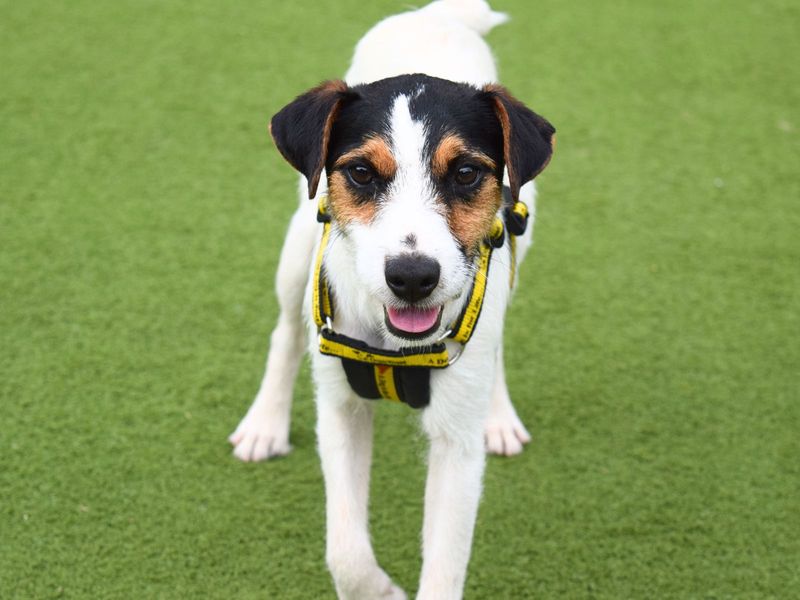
[447,238,495,345]
[503,187,529,289]
[319,329,449,368]
[312,197,333,329]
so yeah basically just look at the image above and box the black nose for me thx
[385,254,440,303]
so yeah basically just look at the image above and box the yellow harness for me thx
[312,191,528,408]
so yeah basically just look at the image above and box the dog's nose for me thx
[385,254,440,303]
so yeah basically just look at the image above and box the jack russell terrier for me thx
[230,1,555,597]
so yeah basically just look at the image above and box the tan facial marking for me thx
[327,136,395,225]
[334,136,397,180]
[446,174,502,253]
[431,134,496,178]
[327,171,377,225]
[432,134,467,178]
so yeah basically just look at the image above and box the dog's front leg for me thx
[417,407,487,600]
[316,378,406,600]
[485,345,532,456]
[229,202,318,461]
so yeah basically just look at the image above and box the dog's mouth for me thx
[384,305,443,340]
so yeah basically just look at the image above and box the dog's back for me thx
[345,0,508,86]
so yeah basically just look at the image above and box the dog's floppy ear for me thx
[270,80,355,199]
[482,84,556,201]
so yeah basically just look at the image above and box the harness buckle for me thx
[316,195,331,223]
[504,201,529,237]
[318,317,334,349]
[488,217,505,248]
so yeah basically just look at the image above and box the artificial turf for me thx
[2,0,798,597]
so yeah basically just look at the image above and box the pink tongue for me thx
[387,306,440,333]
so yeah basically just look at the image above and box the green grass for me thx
[2,0,798,597]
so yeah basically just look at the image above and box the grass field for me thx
[2,0,799,598]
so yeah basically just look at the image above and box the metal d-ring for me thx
[436,329,464,366]
[446,345,464,366]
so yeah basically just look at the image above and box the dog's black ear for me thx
[482,84,556,201]
[270,80,355,199]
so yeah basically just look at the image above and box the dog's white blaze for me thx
[384,93,436,236]
[383,94,469,312]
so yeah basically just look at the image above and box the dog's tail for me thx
[425,0,509,36]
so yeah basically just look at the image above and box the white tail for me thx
[430,0,510,35]
[345,0,508,85]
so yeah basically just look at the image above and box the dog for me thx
[229,1,555,597]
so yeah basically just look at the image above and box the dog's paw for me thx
[332,560,406,600]
[355,576,406,600]
[484,411,531,457]
[228,403,292,462]
[381,582,407,600]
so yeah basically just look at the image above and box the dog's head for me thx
[270,74,554,344]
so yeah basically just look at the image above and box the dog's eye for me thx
[347,164,375,186]
[454,165,481,187]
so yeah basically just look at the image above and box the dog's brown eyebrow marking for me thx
[431,133,496,178]
[446,173,502,254]
[327,171,377,225]
[334,136,397,180]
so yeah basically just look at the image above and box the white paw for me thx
[331,560,406,600]
[484,410,531,457]
[381,582,407,600]
[228,401,291,462]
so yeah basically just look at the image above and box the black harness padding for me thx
[342,360,381,399]
[342,360,432,409]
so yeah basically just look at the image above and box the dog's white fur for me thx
[230,1,537,597]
